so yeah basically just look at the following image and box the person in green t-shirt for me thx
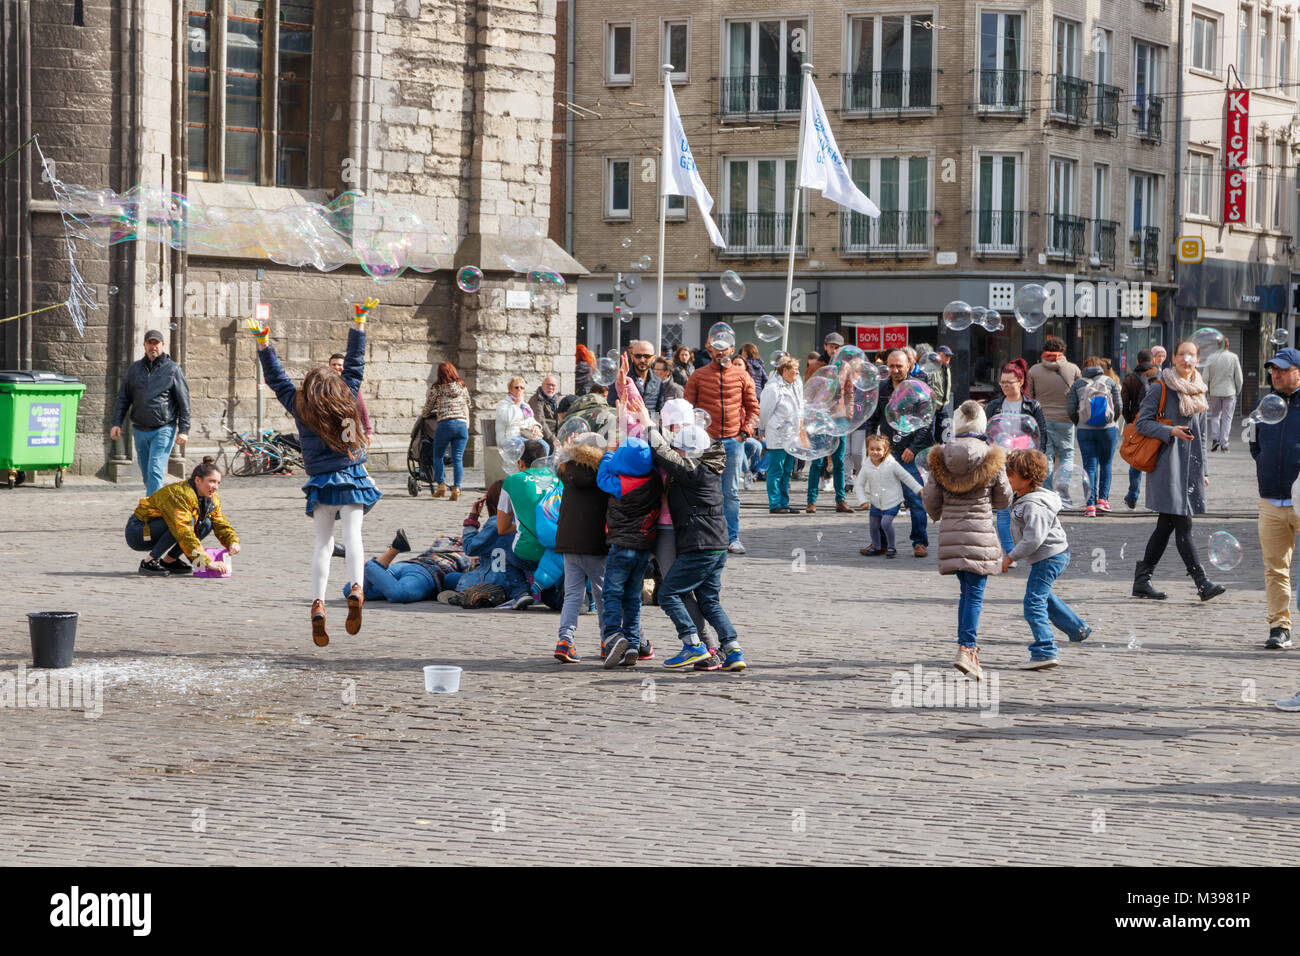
[497,439,554,567]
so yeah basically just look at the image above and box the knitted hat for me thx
[952,399,986,436]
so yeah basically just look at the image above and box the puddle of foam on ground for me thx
[48,658,301,697]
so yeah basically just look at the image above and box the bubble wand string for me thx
[0,302,66,324]
[0,135,35,170]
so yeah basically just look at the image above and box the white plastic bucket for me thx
[423,665,463,694]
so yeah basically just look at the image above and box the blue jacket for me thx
[597,437,661,549]
[1251,387,1300,498]
[456,519,528,596]
[259,327,368,476]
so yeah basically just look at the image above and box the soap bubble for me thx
[594,356,618,386]
[942,301,973,331]
[1207,531,1242,571]
[108,284,119,296]
[721,270,746,301]
[884,379,935,435]
[528,269,564,307]
[499,434,527,470]
[803,366,878,437]
[987,413,1040,451]
[456,265,482,293]
[621,237,632,249]
[615,304,635,323]
[606,349,620,361]
[921,352,943,378]
[780,426,840,462]
[855,361,880,391]
[1192,327,1226,366]
[634,254,652,272]
[693,408,712,430]
[755,314,784,342]
[1272,328,1290,346]
[970,306,987,327]
[1014,284,1050,331]
[501,219,545,274]
[557,416,591,445]
[981,309,1004,332]
[1250,393,1289,425]
[1052,463,1092,509]
[623,273,642,290]
[707,321,736,351]
[531,456,558,478]
[769,349,789,368]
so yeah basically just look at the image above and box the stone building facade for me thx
[1,0,581,480]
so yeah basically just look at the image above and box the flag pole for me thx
[655,63,674,358]
[782,62,813,355]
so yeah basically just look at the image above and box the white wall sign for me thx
[935,252,957,266]
[506,290,531,310]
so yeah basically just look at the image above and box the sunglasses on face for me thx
[632,353,653,360]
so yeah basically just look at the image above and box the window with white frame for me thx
[721,157,805,250]
[1187,151,1215,219]
[1129,171,1160,264]
[1051,19,1084,118]
[1239,7,1252,83]
[606,158,631,218]
[1134,41,1162,135]
[1255,135,1268,226]
[1274,141,1287,229]
[978,12,1024,109]
[845,155,931,252]
[1092,163,1112,260]
[606,21,633,84]
[1260,10,1273,87]
[1095,27,1111,84]
[1047,157,1079,254]
[975,152,1021,252]
[846,14,935,111]
[724,18,808,113]
[662,20,689,82]
[1191,12,1216,73]
[666,194,686,221]
[1281,18,1292,90]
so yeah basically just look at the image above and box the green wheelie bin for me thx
[0,370,86,488]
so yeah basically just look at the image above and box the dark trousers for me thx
[1143,512,1198,571]
[125,515,212,561]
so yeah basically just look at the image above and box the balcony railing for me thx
[1136,94,1163,143]
[716,211,808,256]
[1046,213,1087,260]
[720,72,803,116]
[977,69,1028,115]
[1092,218,1118,267]
[841,209,931,256]
[1130,225,1160,272]
[1050,75,1090,125]
[842,69,938,116]
[974,209,1026,256]
[1094,83,1120,133]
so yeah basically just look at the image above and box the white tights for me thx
[312,504,364,601]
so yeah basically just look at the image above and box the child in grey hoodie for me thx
[1001,449,1092,668]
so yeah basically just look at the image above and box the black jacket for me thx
[554,443,610,555]
[867,370,934,457]
[1121,365,1157,423]
[646,428,729,552]
[983,394,1047,451]
[597,440,663,550]
[112,353,191,433]
[1251,387,1300,498]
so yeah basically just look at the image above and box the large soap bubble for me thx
[593,356,618,386]
[1014,284,1050,331]
[707,322,736,351]
[529,268,565,308]
[942,301,973,332]
[633,254,652,272]
[884,379,935,435]
[755,314,784,342]
[1052,463,1091,509]
[1192,327,1226,366]
[1244,393,1289,426]
[1207,531,1242,571]
[773,419,840,461]
[921,352,943,378]
[987,413,1040,451]
[501,219,545,273]
[980,309,1004,332]
[499,434,527,471]
[720,270,746,301]
[557,416,591,445]
[802,365,878,437]
[1272,328,1290,346]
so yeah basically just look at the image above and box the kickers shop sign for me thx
[856,325,909,352]
[1224,90,1249,224]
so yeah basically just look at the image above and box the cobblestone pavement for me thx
[3,445,1300,865]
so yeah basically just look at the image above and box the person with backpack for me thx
[1066,355,1122,517]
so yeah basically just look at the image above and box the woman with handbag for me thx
[1129,340,1225,601]
[420,362,471,499]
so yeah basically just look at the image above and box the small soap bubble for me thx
[987,413,1040,451]
[1014,284,1050,331]
[707,322,736,351]
[594,357,618,386]
[884,380,935,435]
[1192,327,1226,366]
[942,301,973,332]
[755,314,784,342]
[456,265,482,293]
[1207,531,1242,571]
[1271,328,1289,346]
[621,237,632,249]
[720,270,746,301]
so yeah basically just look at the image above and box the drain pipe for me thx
[565,0,574,254]
[350,0,373,194]
[20,0,32,367]
[1171,0,1186,342]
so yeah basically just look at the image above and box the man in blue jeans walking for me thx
[110,329,191,495]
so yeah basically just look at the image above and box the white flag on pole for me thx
[663,82,728,248]
[797,77,880,218]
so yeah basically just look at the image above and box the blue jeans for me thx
[900,457,928,546]
[362,557,438,602]
[720,437,743,542]
[1076,426,1117,505]
[807,436,847,504]
[658,549,737,645]
[1126,466,1142,502]
[741,436,764,475]
[765,447,795,509]
[432,419,468,487]
[1024,552,1087,660]
[600,546,651,648]
[869,505,900,551]
[133,424,176,496]
[955,570,987,648]
[125,514,211,561]
[996,508,1013,554]
[1041,422,1075,491]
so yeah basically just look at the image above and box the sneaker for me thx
[161,556,192,575]
[1096,499,1111,512]
[436,590,461,605]
[604,635,629,670]
[806,502,816,514]
[664,643,710,668]
[1276,692,1300,711]
[511,594,535,610]
[1084,505,1097,517]
[1266,627,1293,649]
[954,644,983,680]
[392,528,411,553]
[1021,657,1059,670]
[554,638,581,663]
[886,549,897,558]
[694,648,723,671]
[1123,495,1138,510]
[913,544,927,558]
[138,557,169,576]
[1070,625,1092,643]
[727,540,746,555]
[1220,443,1230,452]
[599,639,607,660]
[722,645,747,671]
[619,645,639,667]
[638,640,655,661]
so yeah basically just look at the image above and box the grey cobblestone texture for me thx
[2,445,1298,865]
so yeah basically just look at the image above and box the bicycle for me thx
[223,424,284,477]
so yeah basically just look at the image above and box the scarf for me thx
[1160,367,1210,418]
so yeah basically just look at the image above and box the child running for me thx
[552,434,610,663]
[855,433,923,558]
[1001,449,1092,668]
[922,400,1012,680]
[249,301,381,646]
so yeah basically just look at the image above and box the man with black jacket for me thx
[1252,350,1300,661]
[110,330,191,495]
[867,349,932,557]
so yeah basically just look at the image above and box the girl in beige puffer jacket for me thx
[922,400,1013,679]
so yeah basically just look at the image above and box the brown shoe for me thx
[836,500,853,514]
[346,584,363,635]
[806,502,816,514]
[913,544,928,558]
[954,644,983,680]
[311,599,329,647]
[434,482,447,498]
[449,486,461,501]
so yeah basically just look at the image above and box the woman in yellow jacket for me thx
[126,456,241,575]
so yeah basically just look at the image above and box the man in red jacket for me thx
[685,339,761,554]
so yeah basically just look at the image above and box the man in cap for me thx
[110,329,191,495]
[930,346,954,410]
[1251,350,1300,664]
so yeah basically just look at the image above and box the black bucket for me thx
[27,611,78,668]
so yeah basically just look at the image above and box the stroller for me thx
[406,413,454,496]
